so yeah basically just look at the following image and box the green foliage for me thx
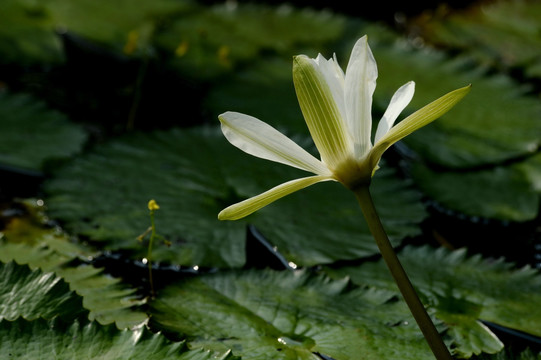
[151,269,436,360]
[324,245,541,357]
[45,0,191,55]
[44,126,426,268]
[155,3,347,80]
[0,92,87,172]
[371,46,541,170]
[0,261,83,321]
[1,0,541,358]
[0,0,192,65]
[411,0,541,79]
[0,317,236,360]
[0,0,62,65]
[410,160,540,221]
[0,200,148,328]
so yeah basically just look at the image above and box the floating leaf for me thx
[0,0,62,65]
[150,268,437,360]
[44,126,427,268]
[0,317,235,360]
[48,0,191,56]
[411,0,541,79]
[0,261,83,321]
[477,348,541,360]
[155,3,346,80]
[325,245,541,357]
[0,92,87,172]
[0,199,148,328]
[409,160,540,222]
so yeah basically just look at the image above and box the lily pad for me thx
[44,126,427,268]
[150,268,437,360]
[154,3,347,80]
[47,0,191,56]
[409,158,540,222]
[0,92,87,172]
[0,199,148,328]
[324,245,541,357]
[0,317,235,360]
[0,261,83,321]
[0,0,62,65]
[411,0,541,79]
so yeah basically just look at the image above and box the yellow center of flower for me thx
[331,155,373,190]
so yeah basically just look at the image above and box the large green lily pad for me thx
[150,268,437,360]
[409,155,541,222]
[0,261,83,321]
[0,92,87,172]
[154,3,347,80]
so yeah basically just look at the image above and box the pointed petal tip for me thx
[217,175,333,221]
[218,111,235,122]
[217,210,229,221]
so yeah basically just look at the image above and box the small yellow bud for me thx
[175,40,189,57]
[217,45,231,68]
[148,199,160,211]
[123,30,139,55]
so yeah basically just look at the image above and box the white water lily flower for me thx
[218,35,470,220]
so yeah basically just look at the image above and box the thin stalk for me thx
[354,186,452,360]
[147,209,157,298]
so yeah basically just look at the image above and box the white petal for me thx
[218,175,334,220]
[344,35,378,158]
[374,81,415,143]
[219,112,332,176]
[293,55,353,172]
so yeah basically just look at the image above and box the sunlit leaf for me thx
[0,200,148,328]
[150,268,438,360]
[0,317,235,360]
[0,261,83,321]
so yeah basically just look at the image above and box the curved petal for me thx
[313,53,347,122]
[293,55,353,172]
[218,175,335,220]
[219,112,332,176]
[344,35,378,158]
[374,81,415,143]
[368,84,472,173]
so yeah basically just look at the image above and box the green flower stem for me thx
[354,186,452,360]
[147,209,157,297]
